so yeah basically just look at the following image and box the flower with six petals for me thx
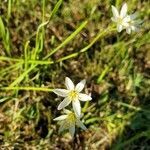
[111,3,129,32]
[53,77,92,117]
[53,109,87,137]
[111,3,142,34]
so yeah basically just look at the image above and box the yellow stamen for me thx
[68,90,78,101]
[118,17,123,24]
[63,113,76,128]
[68,113,76,124]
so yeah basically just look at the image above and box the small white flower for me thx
[111,3,130,32]
[53,77,92,117]
[125,13,142,34]
[53,109,87,137]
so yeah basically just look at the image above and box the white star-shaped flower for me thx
[111,3,130,32]
[53,109,87,137]
[125,13,142,34]
[53,77,92,117]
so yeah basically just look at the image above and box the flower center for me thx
[68,90,78,101]
[64,113,76,128]
[68,113,76,124]
[118,17,123,24]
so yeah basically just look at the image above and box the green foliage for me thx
[0,17,11,56]
[0,0,149,149]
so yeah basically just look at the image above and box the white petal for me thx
[72,100,81,117]
[111,5,119,18]
[122,21,129,27]
[79,93,92,101]
[120,3,127,18]
[123,16,130,22]
[69,125,75,137]
[117,24,123,32]
[65,77,75,90]
[53,115,68,121]
[75,79,86,92]
[64,109,72,114]
[76,119,87,130]
[131,26,136,31]
[58,97,71,110]
[53,89,69,97]
[126,28,131,34]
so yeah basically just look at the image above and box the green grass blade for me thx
[9,65,36,87]
[1,86,53,92]
[48,0,63,21]
[44,20,88,59]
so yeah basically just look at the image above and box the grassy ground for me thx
[0,0,150,149]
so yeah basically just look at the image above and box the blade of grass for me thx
[0,62,23,77]
[22,0,63,42]
[24,41,30,72]
[1,25,114,88]
[9,64,36,87]
[117,101,150,113]
[1,86,53,92]
[57,26,116,62]
[7,0,12,22]
[0,25,115,67]
[8,20,88,87]
[0,25,115,64]
[0,17,11,56]
[0,56,54,64]
[31,21,48,60]
[7,0,63,87]
[48,0,63,22]
[0,17,5,37]
[43,20,88,59]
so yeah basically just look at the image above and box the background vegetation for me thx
[0,0,149,149]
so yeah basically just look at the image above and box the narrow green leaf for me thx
[44,20,88,59]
